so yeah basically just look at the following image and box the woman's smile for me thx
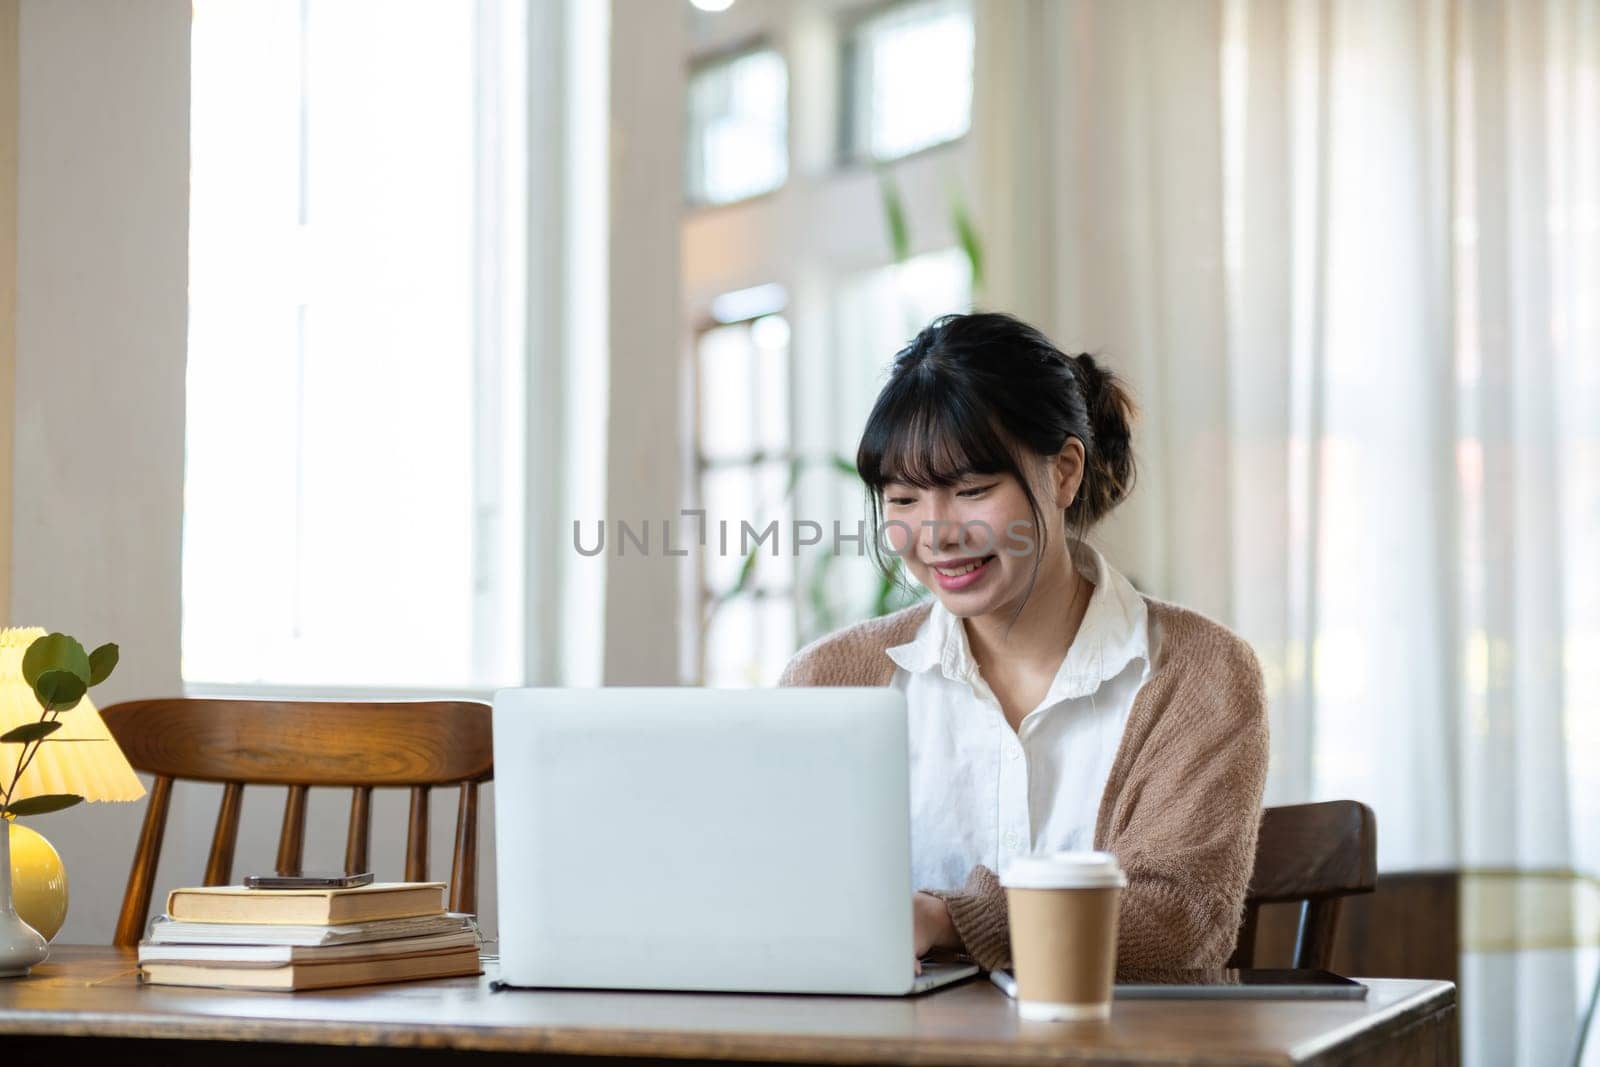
[927,554,996,590]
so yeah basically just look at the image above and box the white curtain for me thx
[976,2,1598,1063]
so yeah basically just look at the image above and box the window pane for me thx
[703,596,795,688]
[686,48,789,205]
[698,323,758,461]
[703,596,757,687]
[845,0,973,162]
[752,314,791,454]
[700,465,757,593]
[749,459,796,594]
[700,460,795,596]
[756,597,798,686]
[697,314,790,464]
[183,0,526,689]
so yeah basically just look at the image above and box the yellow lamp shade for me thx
[0,627,146,803]
[6,821,67,941]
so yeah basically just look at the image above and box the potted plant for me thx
[0,632,117,977]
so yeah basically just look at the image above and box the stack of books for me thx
[137,881,482,991]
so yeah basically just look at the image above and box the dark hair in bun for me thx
[1067,350,1138,528]
[855,311,1138,605]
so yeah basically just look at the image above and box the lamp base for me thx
[7,822,68,941]
[0,905,48,978]
[0,817,50,978]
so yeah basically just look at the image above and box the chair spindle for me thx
[1294,898,1343,969]
[115,774,174,947]
[450,781,479,914]
[406,786,429,882]
[345,785,373,875]
[204,781,245,885]
[276,784,308,876]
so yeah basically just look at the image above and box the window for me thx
[804,248,973,634]
[842,0,974,163]
[183,0,527,690]
[690,252,974,686]
[681,3,978,685]
[693,304,797,687]
[685,47,789,206]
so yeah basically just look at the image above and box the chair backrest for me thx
[1228,800,1378,970]
[100,698,493,948]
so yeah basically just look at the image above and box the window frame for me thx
[836,0,975,168]
[683,35,792,210]
[689,306,801,687]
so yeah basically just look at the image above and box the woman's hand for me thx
[912,891,960,974]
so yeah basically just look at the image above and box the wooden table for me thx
[0,947,1457,1066]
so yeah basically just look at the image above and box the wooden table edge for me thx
[0,1008,1295,1067]
[0,951,1459,1067]
[1288,979,1457,1067]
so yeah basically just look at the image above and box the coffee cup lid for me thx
[1000,850,1127,889]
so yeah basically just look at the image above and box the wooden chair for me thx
[1228,800,1378,970]
[100,698,493,948]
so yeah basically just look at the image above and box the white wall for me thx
[1,0,16,616]
[10,0,190,945]
[601,0,683,685]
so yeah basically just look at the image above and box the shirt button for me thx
[1003,831,1020,850]
[1006,742,1022,760]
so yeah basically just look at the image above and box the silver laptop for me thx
[491,686,979,995]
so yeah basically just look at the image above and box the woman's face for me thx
[880,464,1062,619]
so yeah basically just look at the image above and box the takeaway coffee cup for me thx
[1001,851,1126,1021]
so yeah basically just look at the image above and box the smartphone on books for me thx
[242,871,375,890]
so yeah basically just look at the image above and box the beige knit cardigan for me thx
[777,596,1269,975]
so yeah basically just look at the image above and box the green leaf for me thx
[783,456,804,501]
[728,546,760,598]
[830,455,859,479]
[870,558,928,617]
[951,189,984,295]
[3,793,84,817]
[0,721,62,744]
[877,168,910,263]
[33,669,87,711]
[21,633,92,690]
[88,642,120,687]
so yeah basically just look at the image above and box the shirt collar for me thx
[886,539,1150,700]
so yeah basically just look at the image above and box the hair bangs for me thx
[857,368,1023,492]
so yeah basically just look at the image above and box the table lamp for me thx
[1,626,145,970]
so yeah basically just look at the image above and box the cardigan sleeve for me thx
[922,865,1011,970]
[776,606,927,688]
[775,634,840,687]
[776,655,811,687]
[1101,635,1269,973]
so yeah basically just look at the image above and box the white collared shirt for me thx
[887,539,1160,893]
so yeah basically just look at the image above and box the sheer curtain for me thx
[977,2,1598,1062]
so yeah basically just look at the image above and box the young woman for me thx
[779,312,1268,975]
